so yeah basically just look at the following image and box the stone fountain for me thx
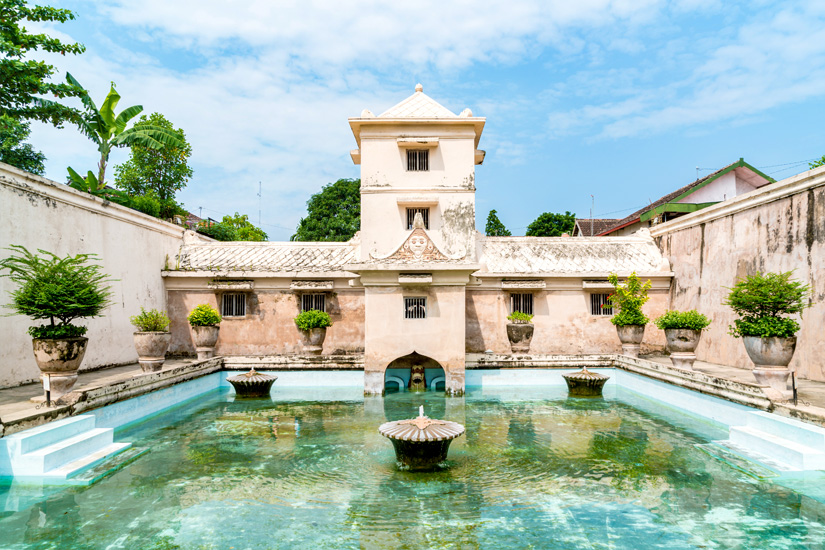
[379,406,465,470]
[562,367,609,397]
[226,369,277,398]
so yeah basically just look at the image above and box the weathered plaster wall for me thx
[652,167,825,381]
[466,288,669,355]
[166,287,365,357]
[0,163,187,388]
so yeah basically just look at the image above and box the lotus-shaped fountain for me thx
[379,406,465,470]
[562,367,609,397]
[226,369,277,398]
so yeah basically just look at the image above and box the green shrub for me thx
[0,245,113,339]
[724,271,809,338]
[294,309,332,331]
[187,304,221,327]
[131,307,171,332]
[606,272,651,326]
[130,194,162,217]
[654,310,711,331]
[507,311,533,324]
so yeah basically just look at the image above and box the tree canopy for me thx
[810,156,825,169]
[526,211,576,237]
[291,178,360,241]
[0,0,86,126]
[0,115,45,174]
[198,213,268,242]
[485,209,511,236]
[114,112,193,204]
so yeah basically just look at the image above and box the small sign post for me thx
[43,374,51,407]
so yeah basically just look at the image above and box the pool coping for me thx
[1,353,824,438]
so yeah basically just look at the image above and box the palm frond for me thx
[113,105,143,134]
[98,84,121,130]
[65,73,98,115]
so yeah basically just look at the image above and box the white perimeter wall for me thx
[0,163,188,388]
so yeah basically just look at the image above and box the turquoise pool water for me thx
[2,386,824,549]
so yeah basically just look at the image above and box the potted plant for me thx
[506,311,534,353]
[188,304,221,360]
[131,307,171,372]
[654,310,711,370]
[724,271,809,396]
[0,245,113,396]
[607,272,651,358]
[294,309,332,355]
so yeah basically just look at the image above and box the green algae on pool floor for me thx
[1,387,824,549]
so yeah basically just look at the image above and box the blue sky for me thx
[27,1,825,239]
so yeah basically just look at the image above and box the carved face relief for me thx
[409,364,426,391]
[408,235,428,257]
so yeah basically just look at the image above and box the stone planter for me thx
[191,325,220,360]
[31,337,88,396]
[506,323,534,353]
[301,327,327,355]
[664,328,702,370]
[133,331,171,372]
[743,336,796,397]
[616,324,645,357]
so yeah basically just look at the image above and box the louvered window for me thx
[301,293,326,312]
[510,293,533,315]
[222,293,246,317]
[404,297,427,319]
[406,207,430,230]
[590,293,613,316]
[407,150,429,171]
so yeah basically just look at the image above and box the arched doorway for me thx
[383,352,446,392]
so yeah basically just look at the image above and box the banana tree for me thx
[66,73,183,190]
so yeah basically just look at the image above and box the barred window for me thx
[590,293,613,316]
[404,297,427,319]
[510,293,533,315]
[407,150,429,171]
[222,293,246,317]
[301,293,326,312]
[406,207,430,230]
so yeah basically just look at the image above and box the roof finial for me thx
[415,83,423,93]
[412,212,425,229]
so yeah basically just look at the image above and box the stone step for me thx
[745,411,825,449]
[68,446,148,485]
[23,428,114,475]
[12,415,97,454]
[44,442,133,481]
[728,425,825,471]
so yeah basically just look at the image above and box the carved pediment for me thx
[370,212,462,262]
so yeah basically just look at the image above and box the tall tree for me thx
[292,178,360,241]
[0,0,85,126]
[485,209,511,236]
[810,155,825,169]
[67,73,183,189]
[0,115,45,174]
[197,213,268,242]
[526,211,576,237]
[114,113,193,201]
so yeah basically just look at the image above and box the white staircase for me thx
[2,415,131,481]
[716,411,825,471]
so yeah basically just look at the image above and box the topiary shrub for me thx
[724,271,809,338]
[187,304,221,327]
[294,309,332,331]
[654,310,711,331]
[131,307,171,332]
[507,311,533,324]
[606,272,651,326]
[0,245,114,339]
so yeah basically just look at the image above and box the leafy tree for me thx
[292,178,360,241]
[485,209,511,236]
[67,73,183,189]
[810,155,825,169]
[526,211,576,237]
[0,115,45,174]
[114,113,193,207]
[724,271,810,338]
[197,213,268,242]
[0,0,86,126]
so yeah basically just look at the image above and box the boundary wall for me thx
[0,163,189,388]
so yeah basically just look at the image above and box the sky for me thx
[25,0,825,240]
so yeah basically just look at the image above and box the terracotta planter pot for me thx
[506,323,534,353]
[664,328,702,370]
[616,324,645,358]
[31,337,88,396]
[743,335,796,397]
[133,331,171,372]
[191,325,220,360]
[301,327,327,355]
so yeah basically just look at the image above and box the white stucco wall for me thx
[0,163,188,388]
